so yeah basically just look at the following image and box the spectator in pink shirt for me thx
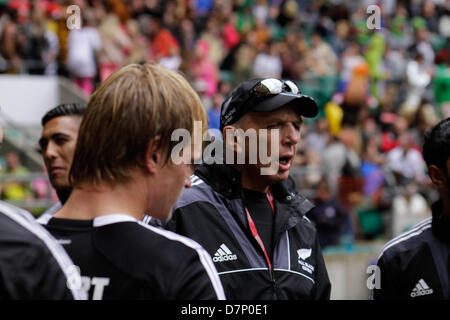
[191,39,218,98]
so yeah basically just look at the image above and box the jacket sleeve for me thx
[166,202,221,242]
[311,235,332,300]
[371,253,401,300]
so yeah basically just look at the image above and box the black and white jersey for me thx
[372,200,450,300]
[43,202,154,227]
[0,201,86,300]
[38,213,225,300]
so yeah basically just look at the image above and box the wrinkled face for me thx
[39,115,82,191]
[234,104,302,185]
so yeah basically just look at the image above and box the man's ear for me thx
[145,137,162,175]
[222,125,244,153]
[428,165,447,189]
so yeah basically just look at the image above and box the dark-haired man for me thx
[39,103,85,208]
[373,118,450,300]
[0,113,85,300]
[165,78,331,299]
[37,103,155,225]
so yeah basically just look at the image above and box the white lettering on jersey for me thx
[81,276,110,300]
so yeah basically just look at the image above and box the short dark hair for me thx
[422,118,450,170]
[41,103,86,126]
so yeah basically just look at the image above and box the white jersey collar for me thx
[93,214,139,227]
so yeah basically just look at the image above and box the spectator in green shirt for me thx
[0,151,31,201]
[434,57,450,117]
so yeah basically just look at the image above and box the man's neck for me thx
[240,169,270,193]
[440,195,450,222]
[54,182,146,221]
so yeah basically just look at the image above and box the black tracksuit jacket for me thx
[166,163,331,300]
[373,201,450,300]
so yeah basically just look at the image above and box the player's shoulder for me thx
[0,201,50,247]
[94,214,206,260]
[137,220,206,252]
[0,200,35,223]
[92,214,222,296]
[378,218,433,261]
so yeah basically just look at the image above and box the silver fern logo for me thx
[297,248,314,274]
[297,248,311,261]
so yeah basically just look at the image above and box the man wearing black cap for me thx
[165,78,331,299]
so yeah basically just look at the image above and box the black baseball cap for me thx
[219,78,318,131]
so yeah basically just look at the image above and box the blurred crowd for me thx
[0,0,450,248]
[0,151,58,213]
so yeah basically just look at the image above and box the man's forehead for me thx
[247,105,303,123]
[42,115,82,134]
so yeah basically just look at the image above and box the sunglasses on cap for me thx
[220,78,317,131]
[252,78,300,98]
[221,79,300,118]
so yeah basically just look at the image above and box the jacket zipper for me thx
[270,267,277,299]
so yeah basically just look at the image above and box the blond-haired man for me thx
[38,63,225,300]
